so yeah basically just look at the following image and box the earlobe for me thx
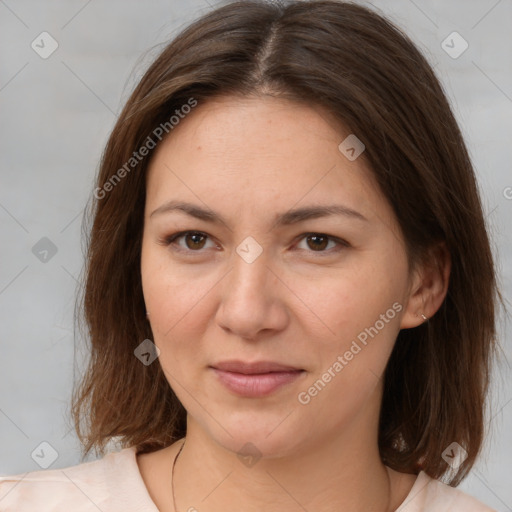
[399,304,429,330]
[399,242,451,330]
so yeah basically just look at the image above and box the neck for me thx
[172,396,396,512]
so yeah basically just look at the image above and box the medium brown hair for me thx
[71,0,505,485]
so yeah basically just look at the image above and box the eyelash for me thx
[159,230,349,257]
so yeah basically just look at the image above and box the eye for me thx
[294,233,348,255]
[161,231,218,253]
[159,231,348,256]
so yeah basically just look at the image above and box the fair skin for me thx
[139,95,450,512]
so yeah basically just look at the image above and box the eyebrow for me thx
[149,200,368,229]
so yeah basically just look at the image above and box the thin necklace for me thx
[171,440,392,512]
[171,439,186,512]
[384,466,392,512]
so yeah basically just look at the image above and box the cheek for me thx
[141,262,213,394]
[144,274,213,342]
[297,260,405,386]
[300,262,400,336]
[296,273,402,422]
[142,244,200,320]
[140,250,221,369]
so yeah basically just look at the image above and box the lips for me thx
[211,360,303,374]
[210,360,305,397]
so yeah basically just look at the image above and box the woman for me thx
[0,1,503,510]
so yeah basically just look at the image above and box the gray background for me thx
[0,0,511,510]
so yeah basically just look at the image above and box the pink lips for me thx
[210,360,305,397]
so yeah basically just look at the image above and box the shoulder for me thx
[397,471,497,512]
[0,446,158,512]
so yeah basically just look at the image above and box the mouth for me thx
[211,360,304,374]
[209,360,305,397]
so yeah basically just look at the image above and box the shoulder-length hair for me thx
[71,0,505,485]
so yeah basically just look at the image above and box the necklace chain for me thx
[171,439,186,512]
[170,439,391,512]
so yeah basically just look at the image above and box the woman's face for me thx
[141,95,420,458]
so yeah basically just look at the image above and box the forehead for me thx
[144,95,393,229]
[150,95,361,169]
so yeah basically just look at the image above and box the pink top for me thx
[0,446,496,511]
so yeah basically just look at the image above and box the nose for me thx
[215,249,289,341]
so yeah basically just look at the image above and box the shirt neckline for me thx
[106,445,160,511]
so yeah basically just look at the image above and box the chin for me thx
[198,408,312,461]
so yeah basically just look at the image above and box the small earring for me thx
[421,314,427,321]
[146,311,150,318]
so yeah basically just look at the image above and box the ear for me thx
[400,241,451,329]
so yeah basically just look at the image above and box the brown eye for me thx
[163,231,216,253]
[184,232,207,250]
[295,233,348,255]
[306,234,329,251]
